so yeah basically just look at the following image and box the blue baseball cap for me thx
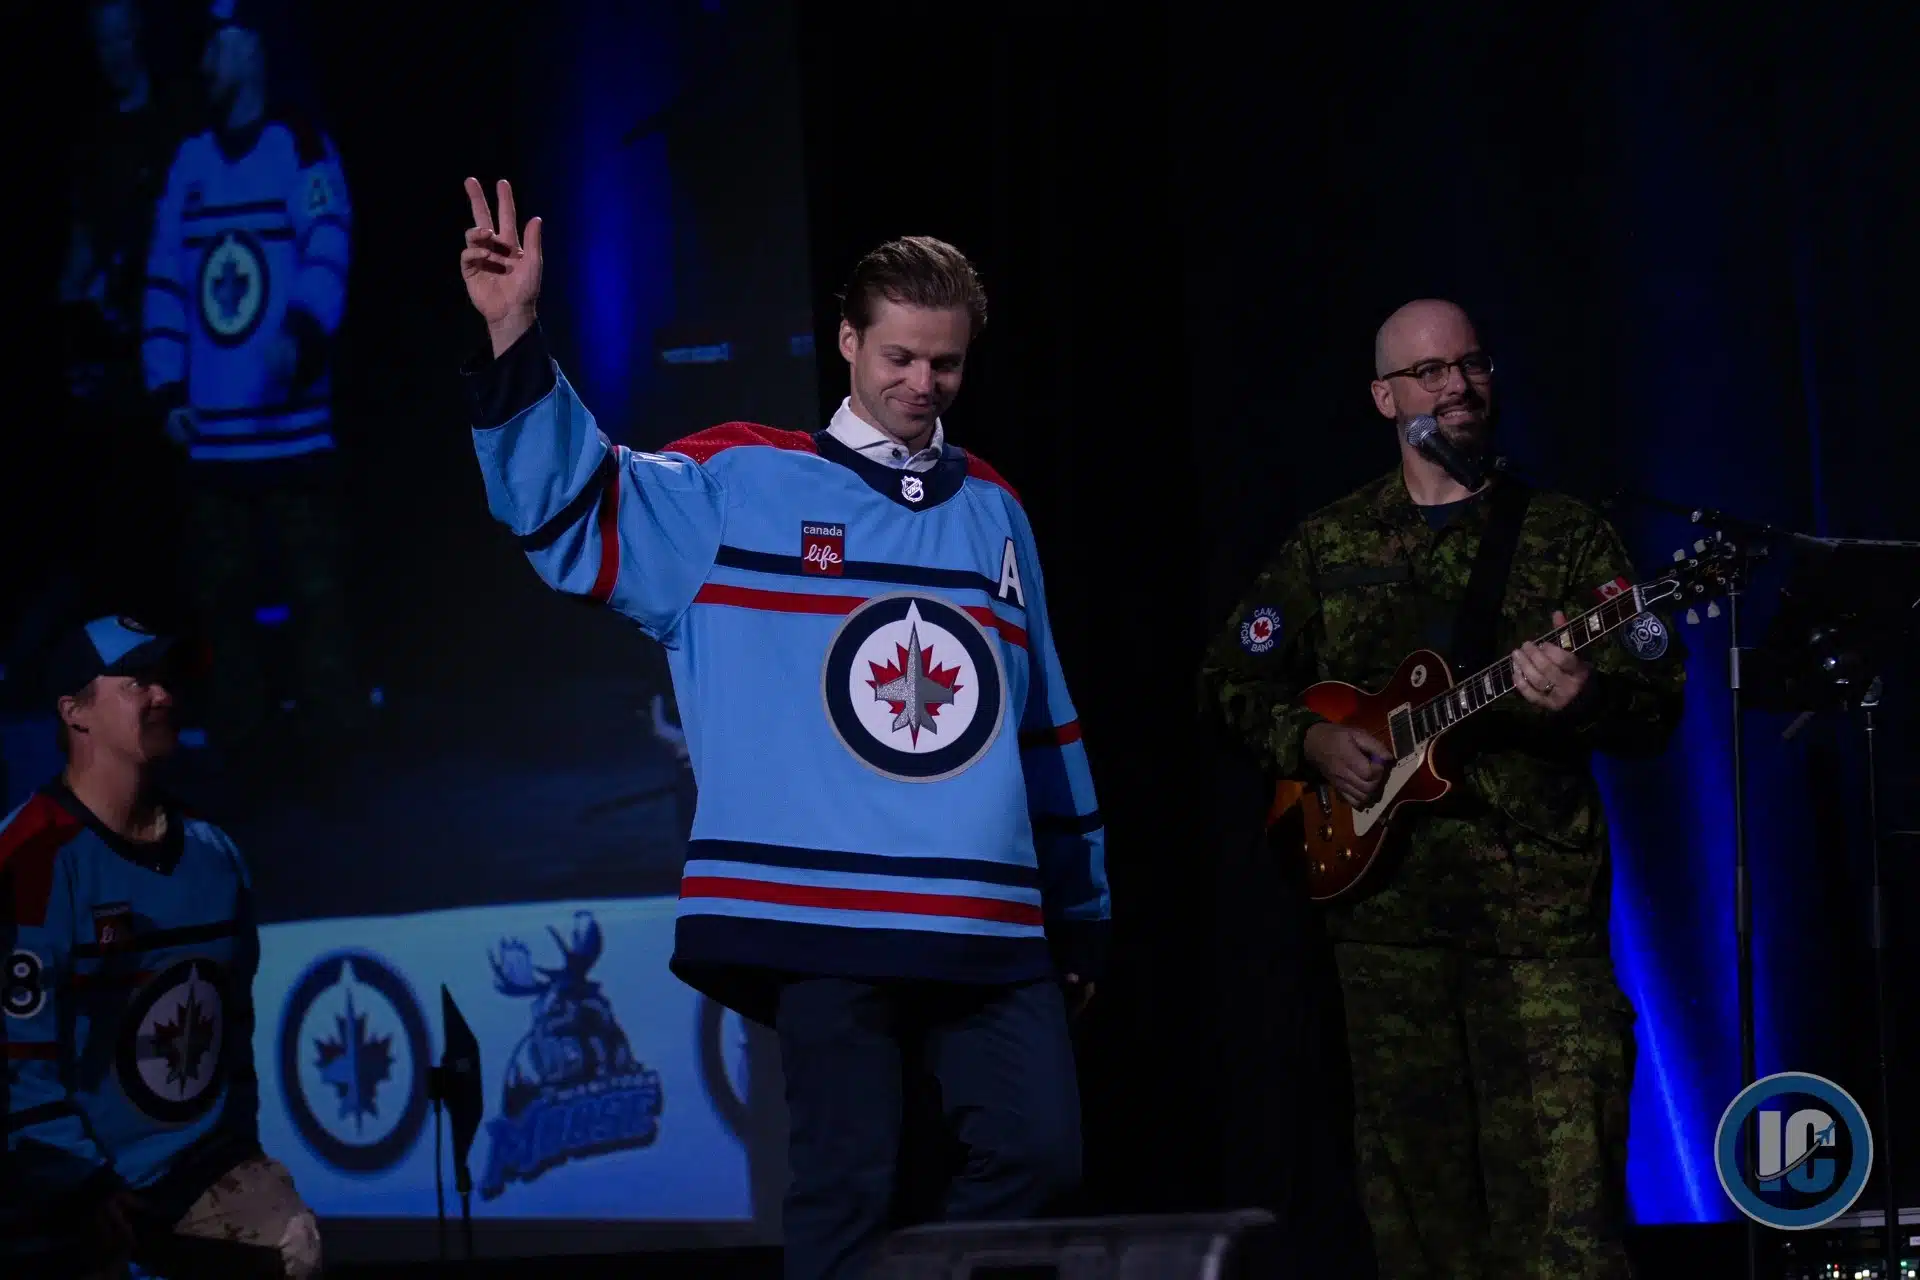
[45,617,182,703]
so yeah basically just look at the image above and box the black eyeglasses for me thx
[1378,353,1495,392]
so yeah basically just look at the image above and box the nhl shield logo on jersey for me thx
[197,228,271,349]
[1239,605,1282,654]
[118,958,227,1124]
[279,949,431,1173]
[823,593,1006,782]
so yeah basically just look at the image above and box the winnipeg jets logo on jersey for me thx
[119,958,226,1124]
[197,229,270,348]
[822,593,1005,782]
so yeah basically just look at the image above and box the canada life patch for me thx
[1240,606,1282,654]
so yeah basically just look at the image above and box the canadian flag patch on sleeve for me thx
[1593,576,1632,602]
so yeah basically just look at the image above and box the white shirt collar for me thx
[827,398,946,473]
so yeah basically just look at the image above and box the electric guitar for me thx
[1268,534,1742,901]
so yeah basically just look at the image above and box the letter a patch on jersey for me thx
[997,539,1025,608]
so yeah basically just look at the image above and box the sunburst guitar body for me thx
[1267,649,1454,901]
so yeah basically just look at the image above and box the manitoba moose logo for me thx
[479,912,663,1200]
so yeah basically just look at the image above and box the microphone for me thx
[1405,414,1485,490]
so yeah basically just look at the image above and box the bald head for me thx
[1373,299,1478,377]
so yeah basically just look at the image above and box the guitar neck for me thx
[1396,587,1651,752]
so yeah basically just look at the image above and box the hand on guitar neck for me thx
[1304,723,1393,809]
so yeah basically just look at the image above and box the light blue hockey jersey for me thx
[143,116,351,464]
[1,785,262,1249]
[466,324,1108,1024]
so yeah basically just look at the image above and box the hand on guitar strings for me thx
[1304,722,1393,809]
[1511,611,1592,713]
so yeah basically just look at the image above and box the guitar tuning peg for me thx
[1674,549,1686,562]
[1706,601,1720,618]
[1686,609,1700,625]
[1694,539,1707,552]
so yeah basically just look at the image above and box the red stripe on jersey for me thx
[590,452,622,604]
[693,585,1028,648]
[5,1042,59,1060]
[681,875,1044,926]
[1019,720,1081,749]
[962,451,1022,505]
[665,422,820,465]
[962,606,1027,648]
[0,795,84,927]
[694,583,864,616]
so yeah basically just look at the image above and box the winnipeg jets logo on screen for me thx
[479,912,663,1201]
[197,229,270,348]
[279,950,431,1174]
[822,593,1005,783]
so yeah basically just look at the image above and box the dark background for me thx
[9,0,1916,1258]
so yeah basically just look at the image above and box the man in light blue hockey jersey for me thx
[142,0,360,758]
[2,617,319,1278]
[460,178,1108,1279]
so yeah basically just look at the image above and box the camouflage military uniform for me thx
[1199,471,1686,1279]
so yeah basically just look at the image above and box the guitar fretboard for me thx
[1388,587,1650,758]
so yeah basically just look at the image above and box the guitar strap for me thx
[1447,477,1532,677]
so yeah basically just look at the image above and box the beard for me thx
[1427,394,1495,455]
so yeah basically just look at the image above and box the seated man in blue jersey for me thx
[1,617,320,1279]
[458,178,1109,1280]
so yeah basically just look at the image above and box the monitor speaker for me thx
[869,1209,1283,1279]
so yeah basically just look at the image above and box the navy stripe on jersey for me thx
[71,919,241,959]
[687,838,1040,889]
[146,277,187,298]
[521,448,619,553]
[1032,810,1105,836]
[5,1100,74,1131]
[197,400,328,424]
[184,227,294,248]
[713,545,1016,604]
[144,327,190,345]
[184,199,286,220]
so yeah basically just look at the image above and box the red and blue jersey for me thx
[2,784,261,1246]
[465,324,1108,1023]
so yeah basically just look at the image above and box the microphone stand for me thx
[1492,458,1773,1277]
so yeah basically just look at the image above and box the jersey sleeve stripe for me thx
[142,327,190,345]
[680,876,1044,926]
[4,1044,60,1063]
[1019,720,1082,749]
[688,838,1040,888]
[589,449,623,603]
[1031,809,1104,836]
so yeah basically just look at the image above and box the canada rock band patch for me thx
[1240,605,1282,654]
[822,592,1006,782]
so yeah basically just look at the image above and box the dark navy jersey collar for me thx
[43,780,187,874]
[813,430,970,512]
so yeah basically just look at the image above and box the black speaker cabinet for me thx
[869,1209,1283,1279]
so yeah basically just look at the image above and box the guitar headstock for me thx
[1644,529,1754,624]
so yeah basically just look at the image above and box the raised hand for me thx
[462,177,544,356]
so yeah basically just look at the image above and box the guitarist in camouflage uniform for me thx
[1200,300,1687,1279]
